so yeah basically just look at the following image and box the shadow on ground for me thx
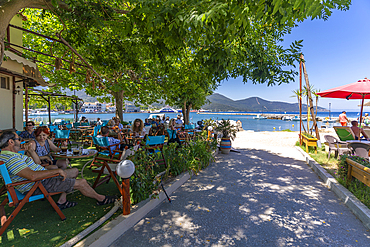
[111,148,370,247]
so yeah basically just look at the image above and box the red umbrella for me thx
[317,78,370,124]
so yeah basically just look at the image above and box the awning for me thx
[2,51,52,87]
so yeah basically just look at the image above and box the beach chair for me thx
[324,135,351,160]
[0,162,65,236]
[333,126,355,141]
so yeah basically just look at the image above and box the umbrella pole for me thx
[360,95,365,127]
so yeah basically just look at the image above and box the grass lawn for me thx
[296,141,370,210]
[0,155,122,247]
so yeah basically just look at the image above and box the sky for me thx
[215,0,370,111]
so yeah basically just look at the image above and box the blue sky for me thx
[215,0,370,111]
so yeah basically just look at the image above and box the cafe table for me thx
[51,149,98,177]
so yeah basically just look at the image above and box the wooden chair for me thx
[0,162,65,236]
[144,135,167,169]
[54,129,70,147]
[92,136,126,159]
[333,126,356,141]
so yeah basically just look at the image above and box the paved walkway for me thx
[110,132,370,246]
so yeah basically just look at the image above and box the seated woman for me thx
[144,118,151,126]
[115,118,124,130]
[19,121,36,139]
[131,118,146,137]
[27,126,69,170]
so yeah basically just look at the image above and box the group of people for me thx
[0,129,117,210]
[339,111,370,141]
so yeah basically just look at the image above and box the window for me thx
[0,76,10,90]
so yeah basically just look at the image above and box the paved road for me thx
[110,133,370,246]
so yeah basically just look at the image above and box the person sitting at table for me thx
[144,118,151,126]
[351,120,370,141]
[19,121,36,139]
[27,126,70,170]
[80,116,87,123]
[0,130,117,209]
[96,118,103,125]
[175,115,183,128]
[98,126,127,152]
[107,119,115,127]
[165,116,170,124]
[115,118,124,130]
[131,119,146,137]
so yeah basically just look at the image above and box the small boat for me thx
[253,114,267,119]
[292,116,307,121]
[282,116,293,121]
[159,106,178,113]
[28,109,59,116]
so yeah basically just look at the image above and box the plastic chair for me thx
[348,142,370,159]
[0,162,65,236]
[54,130,70,147]
[324,135,351,160]
[334,126,355,141]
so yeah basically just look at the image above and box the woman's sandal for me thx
[97,195,117,206]
[57,200,78,210]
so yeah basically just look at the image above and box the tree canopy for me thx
[0,0,351,119]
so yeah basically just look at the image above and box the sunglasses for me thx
[26,124,34,126]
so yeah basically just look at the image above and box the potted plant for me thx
[214,119,238,154]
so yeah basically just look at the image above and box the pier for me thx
[197,112,339,122]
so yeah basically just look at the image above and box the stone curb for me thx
[295,146,370,230]
[75,148,219,247]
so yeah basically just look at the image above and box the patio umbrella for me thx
[317,78,370,124]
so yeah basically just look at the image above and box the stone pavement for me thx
[109,132,370,246]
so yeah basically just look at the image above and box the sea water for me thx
[27,111,364,132]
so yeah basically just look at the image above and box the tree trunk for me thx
[301,54,320,141]
[182,101,187,124]
[111,90,124,121]
[186,103,192,125]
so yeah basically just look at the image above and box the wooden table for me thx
[51,149,98,177]
[51,149,97,159]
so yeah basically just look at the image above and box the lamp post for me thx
[116,160,135,215]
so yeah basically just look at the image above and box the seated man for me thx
[98,126,126,151]
[350,121,370,140]
[0,131,116,209]
[19,121,36,139]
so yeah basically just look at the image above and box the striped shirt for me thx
[0,150,46,194]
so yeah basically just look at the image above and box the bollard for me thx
[122,178,130,215]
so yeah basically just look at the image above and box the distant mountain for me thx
[202,93,327,112]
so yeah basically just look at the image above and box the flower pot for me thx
[346,158,370,187]
[220,137,231,154]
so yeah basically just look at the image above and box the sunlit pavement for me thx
[110,132,370,246]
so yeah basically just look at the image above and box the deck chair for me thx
[65,123,73,129]
[334,126,355,141]
[84,126,101,147]
[0,162,65,236]
[92,136,125,159]
[54,130,70,147]
[145,135,167,168]
[324,135,351,160]
[184,124,196,139]
[166,129,182,146]
[348,142,370,159]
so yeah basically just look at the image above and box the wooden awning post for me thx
[12,76,16,129]
[25,83,28,123]
[48,96,51,124]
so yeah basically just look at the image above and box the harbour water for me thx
[26,111,365,132]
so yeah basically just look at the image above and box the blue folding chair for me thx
[54,129,70,147]
[65,123,73,129]
[0,162,65,236]
[92,136,123,159]
[145,135,167,168]
[85,126,102,147]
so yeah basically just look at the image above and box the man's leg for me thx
[71,179,106,202]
